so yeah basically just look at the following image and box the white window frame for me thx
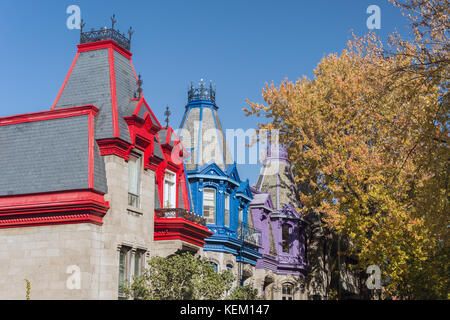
[203,188,216,224]
[224,193,230,227]
[128,154,141,208]
[163,170,177,208]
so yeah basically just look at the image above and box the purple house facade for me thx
[250,144,309,300]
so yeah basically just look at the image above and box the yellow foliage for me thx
[244,0,448,299]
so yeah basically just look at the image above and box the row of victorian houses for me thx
[0,23,360,300]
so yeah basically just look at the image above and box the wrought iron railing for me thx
[80,27,131,51]
[188,81,216,102]
[278,253,305,265]
[237,222,262,247]
[155,208,207,226]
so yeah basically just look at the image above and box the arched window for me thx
[208,261,218,273]
[282,283,294,300]
[226,263,233,271]
[203,189,216,224]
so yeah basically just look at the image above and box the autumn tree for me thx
[244,0,448,299]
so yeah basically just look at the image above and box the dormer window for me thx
[203,189,216,224]
[163,171,176,208]
[128,154,141,208]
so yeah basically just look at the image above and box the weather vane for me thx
[164,105,171,128]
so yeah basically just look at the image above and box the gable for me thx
[197,162,226,177]
[226,163,240,182]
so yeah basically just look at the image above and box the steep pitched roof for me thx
[52,41,140,144]
[255,144,299,210]
[178,86,233,171]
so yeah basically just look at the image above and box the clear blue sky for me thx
[0,0,410,184]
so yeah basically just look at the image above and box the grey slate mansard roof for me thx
[0,114,108,196]
[54,49,139,143]
[179,99,234,172]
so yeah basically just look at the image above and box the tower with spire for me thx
[249,143,309,299]
[178,80,262,283]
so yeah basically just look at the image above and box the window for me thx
[238,208,247,225]
[134,251,145,278]
[226,264,233,271]
[224,194,230,227]
[282,284,294,300]
[128,155,141,208]
[209,262,218,273]
[163,171,176,208]
[203,189,216,224]
[118,246,131,298]
[282,225,290,253]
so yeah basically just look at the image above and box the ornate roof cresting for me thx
[188,79,216,102]
[79,14,133,51]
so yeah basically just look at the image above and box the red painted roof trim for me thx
[154,217,214,247]
[0,190,109,228]
[0,105,99,127]
[108,47,120,138]
[51,52,80,110]
[77,40,132,60]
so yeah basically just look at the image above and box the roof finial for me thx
[136,74,143,98]
[128,26,134,40]
[200,78,204,95]
[80,19,86,33]
[164,105,171,128]
[111,14,116,30]
[79,19,86,42]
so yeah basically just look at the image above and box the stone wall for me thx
[0,153,156,300]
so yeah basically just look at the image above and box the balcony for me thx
[237,222,262,247]
[154,208,212,247]
[155,208,207,226]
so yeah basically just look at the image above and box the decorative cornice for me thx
[97,138,133,160]
[0,190,109,228]
[154,215,213,247]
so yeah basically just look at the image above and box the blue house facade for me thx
[178,81,261,277]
